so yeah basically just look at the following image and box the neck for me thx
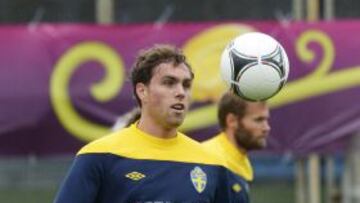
[224,129,247,154]
[137,115,177,139]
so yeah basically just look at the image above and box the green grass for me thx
[0,187,57,203]
[251,181,294,203]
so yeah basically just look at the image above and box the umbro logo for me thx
[232,183,242,193]
[125,171,146,181]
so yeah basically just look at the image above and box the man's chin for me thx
[245,140,267,150]
[256,140,267,149]
[168,118,184,128]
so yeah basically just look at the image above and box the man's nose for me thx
[175,84,186,98]
[264,121,271,132]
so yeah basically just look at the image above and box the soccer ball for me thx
[220,32,289,101]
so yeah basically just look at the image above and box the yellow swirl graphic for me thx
[50,42,125,142]
[295,30,333,77]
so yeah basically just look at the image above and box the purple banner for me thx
[0,21,360,156]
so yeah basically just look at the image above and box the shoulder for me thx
[202,134,221,148]
[201,134,225,163]
[176,133,228,167]
[77,128,132,155]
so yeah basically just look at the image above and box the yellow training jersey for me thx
[202,133,254,181]
[54,124,250,203]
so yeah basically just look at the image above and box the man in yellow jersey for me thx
[203,92,271,182]
[54,44,249,203]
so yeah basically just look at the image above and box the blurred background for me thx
[1,0,360,203]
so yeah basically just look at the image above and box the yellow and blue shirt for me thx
[54,124,249,203]
[202,133,253,182]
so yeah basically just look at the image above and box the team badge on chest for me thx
[190,166,207,193]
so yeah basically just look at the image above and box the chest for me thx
[100,159,219,203]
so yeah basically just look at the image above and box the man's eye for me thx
[183,83,191,89]
[164,80,175,86]
[183,80,192,89]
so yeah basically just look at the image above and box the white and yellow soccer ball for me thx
[220,32,290,101]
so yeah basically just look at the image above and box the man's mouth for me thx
[171,104,185,111]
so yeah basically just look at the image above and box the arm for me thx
[53,154,103,203]
[214,167,250,203]
[227,169,250,203]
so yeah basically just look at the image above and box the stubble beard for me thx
[234,126,267,151]
[166,111,185,128]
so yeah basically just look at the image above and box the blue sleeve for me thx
[226,169,250,203]
[53,154,104,203]
[214,167,250,203]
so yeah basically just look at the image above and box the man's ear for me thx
[136,83,147,101]
[226,113,238,129]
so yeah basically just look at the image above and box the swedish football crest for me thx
[190,166,207,193]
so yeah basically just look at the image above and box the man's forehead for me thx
[245,102,269,114]
[154,63,192,79]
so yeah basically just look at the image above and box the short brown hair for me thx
[130,44,194,106]
[217,92,248,130]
